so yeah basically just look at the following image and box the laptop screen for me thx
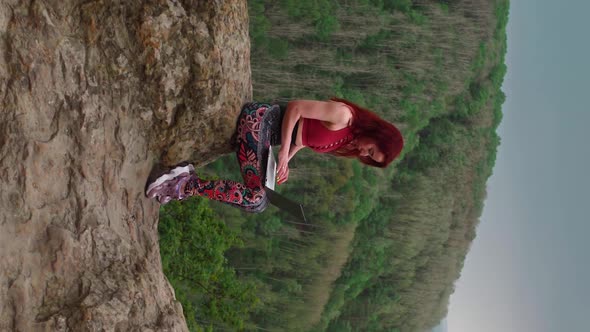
[265,146,277,190]
[263,146,307,223]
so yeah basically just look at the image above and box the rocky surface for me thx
[0,0,251,330]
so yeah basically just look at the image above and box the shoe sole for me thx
[146,164,195,197]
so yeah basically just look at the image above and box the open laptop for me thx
[264,146,307,223]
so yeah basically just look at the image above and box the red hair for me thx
[329,97,404,168]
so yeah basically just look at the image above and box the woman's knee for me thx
[243,190,268,213]
[243,197,268,213]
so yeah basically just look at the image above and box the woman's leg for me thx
[184,103,281,212]
[147,103,277,212]
[186,102,276,212]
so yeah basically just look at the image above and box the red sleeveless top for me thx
[301,118,353,153]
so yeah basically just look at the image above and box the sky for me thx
[447,1,590,332]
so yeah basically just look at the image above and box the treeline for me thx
[158,0,509,331]
[158,199,259,331]
[318,2,509,330]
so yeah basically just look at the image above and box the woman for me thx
[146,98,404,212]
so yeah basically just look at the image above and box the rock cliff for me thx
[0,0,251,330]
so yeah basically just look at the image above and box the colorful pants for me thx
[183,102,284,213]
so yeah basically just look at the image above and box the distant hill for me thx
[158,0,510,330]
[244,0,509,330]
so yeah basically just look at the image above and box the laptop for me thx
[265,146,307,223]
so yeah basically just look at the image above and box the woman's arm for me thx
[277,100,352,184]
[288,144,305,161]
[277,144,305,185]
[279,100,352,150]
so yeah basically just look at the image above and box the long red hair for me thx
[329,97,404,168]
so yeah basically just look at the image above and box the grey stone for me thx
[0,0,251,330]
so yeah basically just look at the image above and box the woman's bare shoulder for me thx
[288,99,352,126]
[331,100,354,116]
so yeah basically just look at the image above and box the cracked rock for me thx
[0,0,251,330]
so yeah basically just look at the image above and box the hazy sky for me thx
[447,1,590,332]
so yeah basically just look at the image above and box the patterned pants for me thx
[183,102,284,213]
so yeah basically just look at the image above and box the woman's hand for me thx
[277,147,290,185]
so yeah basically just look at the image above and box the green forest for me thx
[159,0,509,331]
